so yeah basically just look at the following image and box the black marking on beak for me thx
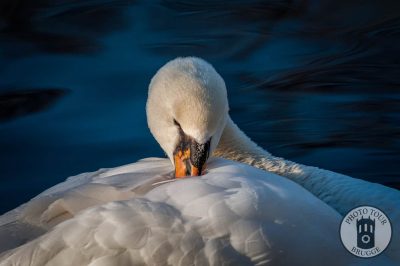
[184,158,192,176]
[190,139,211,174]
[173,119,211,177]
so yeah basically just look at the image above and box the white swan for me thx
[0,57,398,265]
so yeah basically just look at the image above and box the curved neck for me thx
[214,117,400,216]
[214,117,307,179]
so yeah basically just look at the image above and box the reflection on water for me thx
[0,89,67,121]
[0,0,399,213]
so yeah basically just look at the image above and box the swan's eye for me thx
[173,119,181,128]
[173,119,185,136]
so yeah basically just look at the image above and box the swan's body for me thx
[0,57,399,265]
[0,158,381,265]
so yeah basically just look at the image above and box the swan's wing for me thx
[0,158,173,253]
[0,198,254,266]
[1,158,393,265]
[290,165,400,263]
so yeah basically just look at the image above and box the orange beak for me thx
[173,138,211,179]
[174,147,200,178]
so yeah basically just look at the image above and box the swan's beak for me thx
[173,138,211,178]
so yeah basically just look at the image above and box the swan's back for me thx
[1,158,392,265]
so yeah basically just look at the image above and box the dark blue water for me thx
[1,0,399,214]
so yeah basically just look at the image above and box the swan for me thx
[0,57,398,265]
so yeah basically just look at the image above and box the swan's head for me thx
[147,57,228,178]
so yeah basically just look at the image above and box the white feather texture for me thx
[0,57,399,265]
[147,57,228,162]
[1,158,389,266]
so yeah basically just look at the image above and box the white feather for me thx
[2,158,387,266]
[0,57,399,265]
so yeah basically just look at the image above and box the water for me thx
[0,0,399,214]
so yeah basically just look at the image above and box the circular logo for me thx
[340,206,392,258]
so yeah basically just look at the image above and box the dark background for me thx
[1,0,399,214]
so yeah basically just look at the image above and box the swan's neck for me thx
[214,117,400,216]
[214,117,305,178]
